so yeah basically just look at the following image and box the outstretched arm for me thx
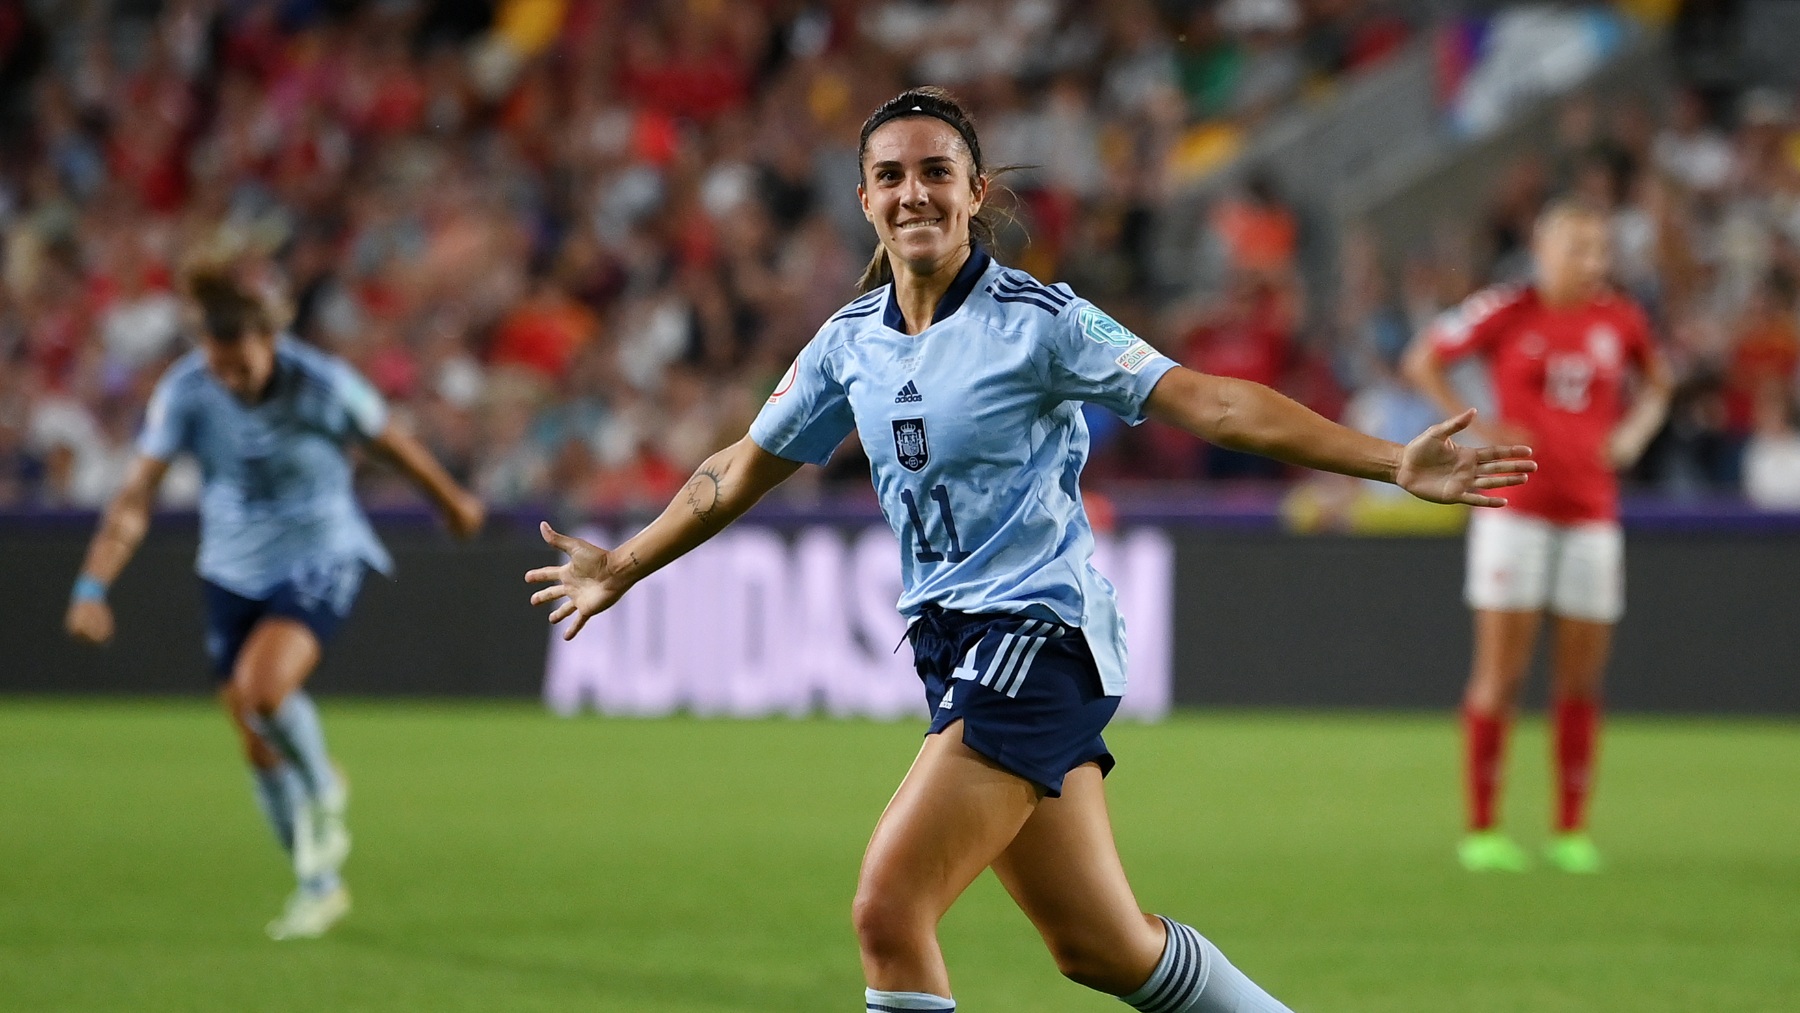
[366,421,486,539]
[527,435,804,639]
[1143,366,1535,506]
[65,455,169,645]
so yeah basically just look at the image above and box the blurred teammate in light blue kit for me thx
[66,262,485,940]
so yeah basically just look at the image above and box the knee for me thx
[230,673,285,718]
[1465,671,1522,712]
[1043,931,1147,993]
[218,688,279,767]
[851,885,930,962]
[1037,912,1165,994]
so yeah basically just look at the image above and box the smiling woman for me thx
[527,87,1535,1013]
[854,87,999,313]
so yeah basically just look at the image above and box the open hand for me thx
[1396,409,1536,507]
[66,599,115,645]
[525,522,632,640]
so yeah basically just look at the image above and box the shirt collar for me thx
[882,246,992,332]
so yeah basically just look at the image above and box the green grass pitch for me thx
[1,701,1795,1012]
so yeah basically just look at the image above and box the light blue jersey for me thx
[138,336,393,598]
[749,250,1176,696]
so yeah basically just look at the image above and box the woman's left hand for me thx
[1396,409,1537,507]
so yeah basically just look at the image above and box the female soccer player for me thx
[1405,198,1671,874]
[528,89,1534,1012]
[65,264,485,938]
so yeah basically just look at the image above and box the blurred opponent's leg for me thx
[1461,608,1542,871]
[1547,616,1613,872]
[991,762,1295,1012]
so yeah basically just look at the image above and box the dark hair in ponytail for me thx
[185,261,274,343]
[855,87,1015,293]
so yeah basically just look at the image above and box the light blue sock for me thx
[866,988,955,1011]
[1121,916,1293,1013]
[255,691,341,803]
[249,763,304,853]
[302,864,342,897]
[249,763,339,895]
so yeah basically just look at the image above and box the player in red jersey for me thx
[1406,198,1672,873]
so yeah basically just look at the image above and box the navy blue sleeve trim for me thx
[991,289,1064,315]
[828,291,885,323]
[994,273,1071,308]
[830,304,883,322]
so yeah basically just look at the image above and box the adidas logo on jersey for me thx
[895,381,922,403]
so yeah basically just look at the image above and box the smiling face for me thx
[859,117,987,278]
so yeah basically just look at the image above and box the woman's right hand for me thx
[525,522,634,640]
[66,599,115,645]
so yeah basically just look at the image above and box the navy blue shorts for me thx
[909,605,1119,797]
[201,558,365,680]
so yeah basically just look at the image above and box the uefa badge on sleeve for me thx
[892,418,929,472]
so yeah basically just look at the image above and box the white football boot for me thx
[265,884,352,940]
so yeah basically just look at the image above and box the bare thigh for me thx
[1465,608,1544,714]
[1549,616,1613,699]
[988,761,1165,995]
[854,720,1042,996]
[230,618,322,716]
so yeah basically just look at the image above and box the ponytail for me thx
[857,246,894,294]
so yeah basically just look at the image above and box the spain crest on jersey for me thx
[892,417,929,472]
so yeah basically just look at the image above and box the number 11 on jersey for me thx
[901,485,971,563]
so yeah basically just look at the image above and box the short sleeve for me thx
[136,371,191,461]
[1044,300,1177,425]
[1429,286,1519,364]
[326,359,388,441]
[748,329,855,465]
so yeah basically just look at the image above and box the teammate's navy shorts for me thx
[908,604,1119,797]
[201,558,366,679]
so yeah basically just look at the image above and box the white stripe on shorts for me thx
[992,622,1048,697]
[999,634,1053,698]
[980,621,1042,687]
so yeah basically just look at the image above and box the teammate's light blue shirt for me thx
[138,336,393,598]
[750,250,1176,696]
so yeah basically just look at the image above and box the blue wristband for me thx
[71,575,109,603]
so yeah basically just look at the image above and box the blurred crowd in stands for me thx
[2,0,1798,516]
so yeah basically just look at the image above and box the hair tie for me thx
[861,95,983,174]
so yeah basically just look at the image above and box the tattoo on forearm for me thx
[685,467,723,526]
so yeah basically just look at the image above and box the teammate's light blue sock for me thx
[1121,916,1293,1013]
[256,692,341,803]
[302,865,342,897]
[250,763,339,895]
[866,988,955,1011]
[249,763,304,852]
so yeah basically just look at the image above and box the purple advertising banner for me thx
[544,526,1175,721]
